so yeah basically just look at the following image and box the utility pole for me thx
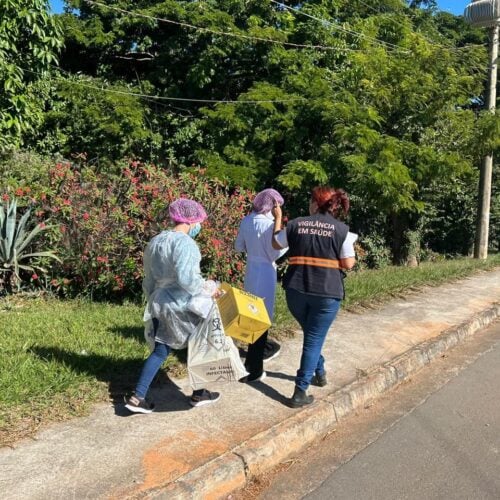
[464,1,499,259]
[475,25,498,259]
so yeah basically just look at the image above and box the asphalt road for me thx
[243,320,500,500]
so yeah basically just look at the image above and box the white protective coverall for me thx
[142,230,215,349]
[235,212,288,320]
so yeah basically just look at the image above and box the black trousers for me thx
[244,330,268,377]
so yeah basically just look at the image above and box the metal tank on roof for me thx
[464,0,500,27]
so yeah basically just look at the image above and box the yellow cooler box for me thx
[217,283,271,343]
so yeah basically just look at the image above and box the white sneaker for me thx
[242,371,266,383]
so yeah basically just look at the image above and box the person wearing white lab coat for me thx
[235,189,288,382]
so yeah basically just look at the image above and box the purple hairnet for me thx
[169,198,207,224]
[252,189,284,214]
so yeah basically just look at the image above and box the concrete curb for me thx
[139,303,500,499]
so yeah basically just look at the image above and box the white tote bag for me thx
[188,304,248,390]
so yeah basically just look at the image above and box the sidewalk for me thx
[1,270,499,500]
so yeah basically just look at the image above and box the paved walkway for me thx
[0,270,499,500]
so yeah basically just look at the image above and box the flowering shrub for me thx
[2,162,254,299]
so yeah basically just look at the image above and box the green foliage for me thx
[278,160,328,190]
[3,0,495,262]
[476,111,500,156]
[421,175,477,256]
[29,75,163,166]
[355,234,392,270]
[0,147,53,188]
[3,161,254,299]
[0,198,60,292]
[0,0,63,147]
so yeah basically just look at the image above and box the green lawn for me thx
[1,255,499,447]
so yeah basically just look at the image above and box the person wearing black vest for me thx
[272,186,356,408]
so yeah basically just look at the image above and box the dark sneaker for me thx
[288,386,314,409]
[263,340,281,363]
[190,389,221,407]
[239,371,267,383]
[311,372,327,387]
[125,394,155,414]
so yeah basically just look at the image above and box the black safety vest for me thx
[282,213,349,299]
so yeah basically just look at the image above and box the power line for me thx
[269,0,409,53]
[354,0,487,54]
[332,0,488,75]
[79,0,486,73]
[70,79,304,104]
[22,66,306,105]
[83,0,360,53]
[25,64,484,114]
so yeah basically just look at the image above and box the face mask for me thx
[188,222,201,239]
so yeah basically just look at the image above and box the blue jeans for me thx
[286,288,341,392]
[135,341,170,399]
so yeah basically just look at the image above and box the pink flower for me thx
[32,274,39,280]
[2,194,9,202]
[82,212,90,221]
[39,222,46,229]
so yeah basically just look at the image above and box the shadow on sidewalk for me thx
[30,346,191,415]
[266,370,295,382]
[249,383,288,405]
[242,371,295,405]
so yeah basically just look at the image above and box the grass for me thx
[344,254,500,309]
[0,298,184,447]
[1,255,499,446]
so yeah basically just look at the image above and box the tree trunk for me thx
[391,212,408,265]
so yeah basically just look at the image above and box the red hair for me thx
[311,186,350,217]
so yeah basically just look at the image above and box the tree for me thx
[193,2,490,261]
[20,0,496,262]
[0,0,63,148]
[28,75,163,166]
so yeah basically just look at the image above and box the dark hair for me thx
[311,186,350,218]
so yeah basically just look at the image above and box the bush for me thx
[0,148,53,188]
[355,234,392,270]
[1,162,254,299]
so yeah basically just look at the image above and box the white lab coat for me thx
[235,212,288,321]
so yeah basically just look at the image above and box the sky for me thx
[49,1,469,16]
[437,1,469,15]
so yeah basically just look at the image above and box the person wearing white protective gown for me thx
[235,189,288,382]
[125,199,222,413]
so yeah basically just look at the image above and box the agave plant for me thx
[0,198,61,292]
